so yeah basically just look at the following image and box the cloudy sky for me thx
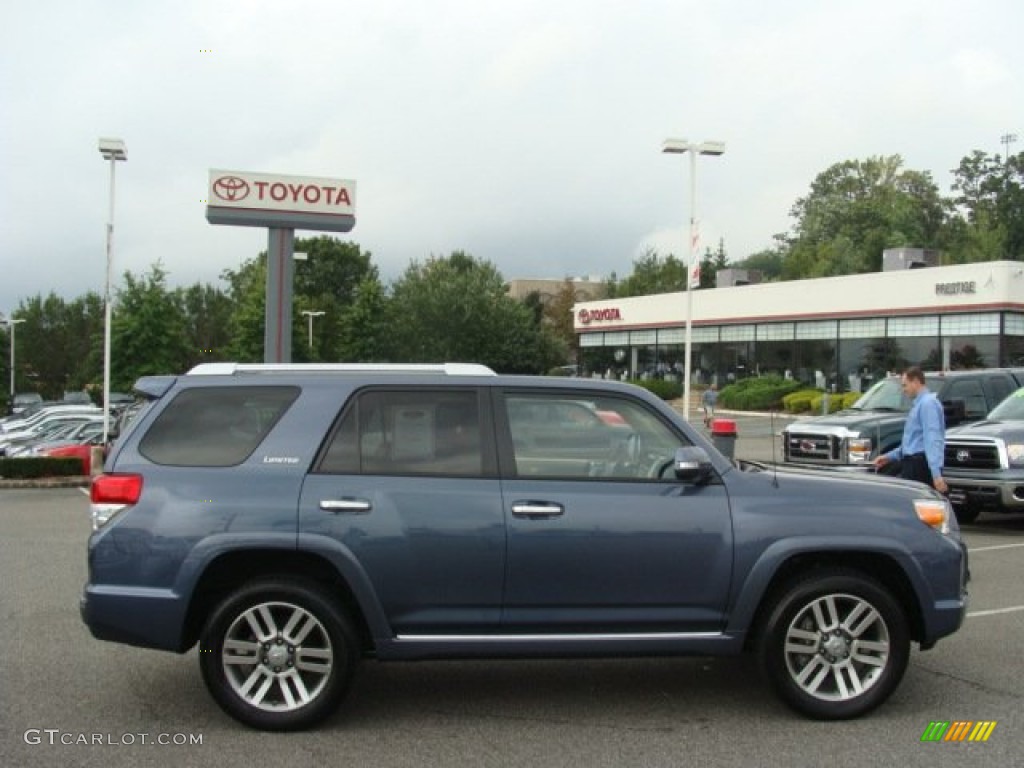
[2,0,1021,314]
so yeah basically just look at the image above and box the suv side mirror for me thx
[673,446,714,484]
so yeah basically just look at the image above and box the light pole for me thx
[662,138,725,422]
[301,310,325,349]
[2,314,26,409]
[1001,133,1018,162]
[98,138,127,444]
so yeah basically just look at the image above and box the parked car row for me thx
[0,399,110,472]
[780,368,1024,523]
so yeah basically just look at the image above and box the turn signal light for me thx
[914,499,950,535]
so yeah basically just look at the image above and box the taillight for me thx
[90,473,143,531]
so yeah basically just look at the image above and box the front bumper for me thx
[945,472,1024,512]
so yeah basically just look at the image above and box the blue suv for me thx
[82,363,968,730]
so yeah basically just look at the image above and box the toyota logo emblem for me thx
[578,309,591,325]
[213,176,250,202]
[956,449,970,463]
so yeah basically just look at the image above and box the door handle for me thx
[319,498,372,514]
[511,502,564,519]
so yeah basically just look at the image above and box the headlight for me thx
[915,498,952,535]
[1007,443,1024,465]
[847,437,872,463]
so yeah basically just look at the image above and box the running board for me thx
[378,631,737,660]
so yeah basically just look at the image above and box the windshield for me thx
[851,375,945,411]
[852,378,910,411]
[987,387,1024,421]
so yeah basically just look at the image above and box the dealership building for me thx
[572,258,1024,392]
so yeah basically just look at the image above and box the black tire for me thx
[952,503,981,525]
[756,569,910,720]
[199,578,359,731]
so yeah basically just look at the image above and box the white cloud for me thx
[951,48,1011,89]
[2,0,1022,313]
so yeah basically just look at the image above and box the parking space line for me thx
[968,542,1024,553]
[967,605,1024,618]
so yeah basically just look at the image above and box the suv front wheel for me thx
[199,578,359,730]
[757,569,910,719]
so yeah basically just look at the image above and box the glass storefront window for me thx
[838,337,894,392]
[793,339,838,389]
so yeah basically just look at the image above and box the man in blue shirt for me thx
[873,366,948,493]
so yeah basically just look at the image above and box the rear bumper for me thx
[80,583,188,652]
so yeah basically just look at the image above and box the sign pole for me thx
[265,228,295,363]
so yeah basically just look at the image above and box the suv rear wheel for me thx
[199,578,359,730]
[757,569,909,719]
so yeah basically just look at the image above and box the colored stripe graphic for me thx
[945,721,972,741]
[921,720,997,743]
[969,722,997,742]
[921,721,949,742]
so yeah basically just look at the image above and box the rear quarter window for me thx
[138,386,299,467]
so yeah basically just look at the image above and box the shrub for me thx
[808,393,847,414]
[0,457,84,479]
[841,391,862,409]
[628,378,683,400]
[546,365,578,377]
[718,376,802,411]
[782,389,821,413]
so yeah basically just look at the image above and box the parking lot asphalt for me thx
[3,450,1024,768]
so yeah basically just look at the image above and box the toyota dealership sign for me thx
[206,169,356,232]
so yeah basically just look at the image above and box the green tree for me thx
[387,251,564,373]
[7,292,104,399]
[949,150,1024,259]
[606,249,688,297]
[180,282,233,369]
[541,279,582,357]
[110,263,191,390]
[735,245,785,281]
[698,238,730,288]
[783,155,950,278]
[220,257,266,362]
[522,291,546,327]
[221,236,379,362]
[335,276,390,362]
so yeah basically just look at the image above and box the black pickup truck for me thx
[782,369,1024,475]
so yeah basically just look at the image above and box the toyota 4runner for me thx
[82,363,968,730]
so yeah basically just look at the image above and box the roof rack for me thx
[186,362,497,377]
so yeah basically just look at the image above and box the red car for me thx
[43,438,104,475]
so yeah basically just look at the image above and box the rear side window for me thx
[318,389,485,477]
[139,386,299,467]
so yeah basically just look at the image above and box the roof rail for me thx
[186,362,497,376]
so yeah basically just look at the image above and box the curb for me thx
[0,476,92,490]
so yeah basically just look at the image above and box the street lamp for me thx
[301,310,325,349]
[1,314,26,409]
[662,138,725,422]
[1001,133,1018,162]
[98,137,127,444]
